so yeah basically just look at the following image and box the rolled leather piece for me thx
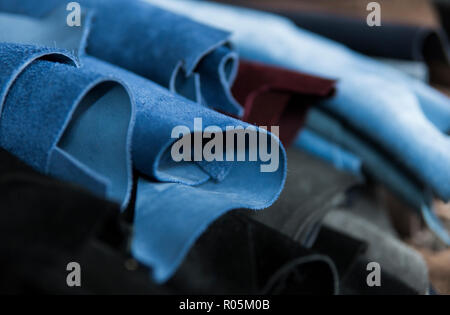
[0,0,243,115]
[0,43,134,209]
[80,56,287,282]
[0,41,287,282]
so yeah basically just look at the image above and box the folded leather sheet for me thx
[0,0,287,282]
[0,0,242,115]
[232,60,336,146]
[150,0,450,213]
[0,43,135,209]
[0,41,286,283]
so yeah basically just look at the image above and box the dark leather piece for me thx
[313,226,419,295]
[0,148,169,294]
[168,212,338,295]
[246,149,359,245]
[0,148,337,294]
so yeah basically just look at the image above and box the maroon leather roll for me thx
[232,60,335,146]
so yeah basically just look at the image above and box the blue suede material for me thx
[301,108,450,245]
[0,44,134,209]
[150,0,450,201]
[0,6,88,53]
[47,147,108,198]
[81,56,287,281]
[82,56,242,185]
[0,0,242,115]
[323,75,450,201]
[296,129,362,177]
[0,0,60,17]
[134,143,286,282]
[0,43,76,115]
[57,83,133,204]
[0,42,286,283]
[197,45,242,115]
[303,108,426,209]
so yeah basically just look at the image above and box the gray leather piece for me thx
[324,205,429,294]
[245,148,360,245]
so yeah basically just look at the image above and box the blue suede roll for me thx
[0,43,135,209]
[0,0,242,115]
[296,129,362,177]
[0,42,287,282]
[82,56,239,185]
[81,56,287,281]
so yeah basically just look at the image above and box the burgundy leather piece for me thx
[232,60,336,146]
